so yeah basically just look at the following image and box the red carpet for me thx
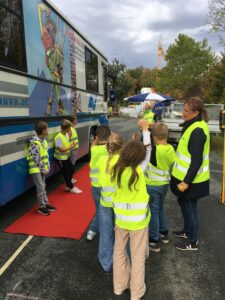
[4,164,95,240]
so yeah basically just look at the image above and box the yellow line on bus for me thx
[0,235,33,276]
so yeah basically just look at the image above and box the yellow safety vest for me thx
[27,139,49,174]
[172,120,210,183]
[144,110,155,123]
[54,132,70,160]
[99,154,120,207]
[70,127,79,149]
[113,166,151,230]
[89,144,108,187]
[145,144,175,186]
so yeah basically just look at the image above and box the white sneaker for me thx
[70,187,82,194]
[86,230,96,241]
[71,178,77,184]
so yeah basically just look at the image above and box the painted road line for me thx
[5,293,39,299]
[0,235,33,276]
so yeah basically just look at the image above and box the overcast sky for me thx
[50,0,222,68]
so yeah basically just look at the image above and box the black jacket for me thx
[170,115,210,200]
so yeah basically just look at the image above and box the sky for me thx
[50,0,222,68]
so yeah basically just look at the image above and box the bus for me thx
[0,0,109,206]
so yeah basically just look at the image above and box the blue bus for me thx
[0,0,108,206]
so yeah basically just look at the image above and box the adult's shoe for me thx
[175,240,198,251]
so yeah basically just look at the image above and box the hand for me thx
[41,170,48,175]
[138,119,149,131]
[177,181,189,192]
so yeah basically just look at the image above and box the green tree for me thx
[108,58,132,105]
[158,34,216,99]
[207,0,225,46]
[202,54,225,103]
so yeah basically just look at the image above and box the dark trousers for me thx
[178,197,199,243]
[56,159,73,189]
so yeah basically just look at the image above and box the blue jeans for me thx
[88,186,101,233]
[147,184,169,242]
[98,204,115,272]
[177,197,199,243]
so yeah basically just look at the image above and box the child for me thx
[145,122,175,253]
[86,125,111,241]
[67,115,79,185]
[98,133,124,272]
[27,121,56,216]
[111,120,151,300]
[54,119,82,194]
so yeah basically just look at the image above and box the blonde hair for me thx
[61,119,72,130]
[105,133,124,173]
[151,122,168,140]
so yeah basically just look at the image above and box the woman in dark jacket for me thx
[170,97,210,251]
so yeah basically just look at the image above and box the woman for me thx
[170,97,210,251]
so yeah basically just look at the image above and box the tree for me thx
[202,54,225,103]
[207,0,225,46]
[108,58,132,105]
[157,34,216,100]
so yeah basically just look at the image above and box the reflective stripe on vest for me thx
[54,133,70,160]
[101,196,113,202]
[172,120,210,183]
[113,165,150,230]
[115,212,149,222]
[27,140,49,174]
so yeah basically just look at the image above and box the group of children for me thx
[27,116,81,216]
[85,119,175,300]
[27,116,175,300]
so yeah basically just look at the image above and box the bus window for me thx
[0,1,26,71]
[85,47,98,93]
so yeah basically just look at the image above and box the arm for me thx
[55,137,74,153]
[139,130,152,172]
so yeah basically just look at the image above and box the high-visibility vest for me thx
[172,120,210,183]
[99,154,120,208]
[145,144,175,186]
[54,132,70,160]
[70,127,79,149]
[113,166,151,230]
[27,139,49,174]
[89,144,108,187]
[144,110,155,123]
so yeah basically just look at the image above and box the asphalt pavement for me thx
[0,117,224,300]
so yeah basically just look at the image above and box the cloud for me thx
[51,0,222,68]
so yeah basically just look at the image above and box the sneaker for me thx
[175,241,198,251]
[46,204,56,212]
[71,178,77,184]
[149,242,160,253]
[160,233,170,244]
[86,230,96,241]
[70,187,82,194]
[37,207,50,216]
[172,230,188,239]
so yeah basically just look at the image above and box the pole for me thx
[221,110,225,204]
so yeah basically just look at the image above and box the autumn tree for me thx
[207,0,225,47]
[157,34,216,100]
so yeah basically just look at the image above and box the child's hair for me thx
[67,115,77,123]
[105,133,124,173]
[96,126,111,142]
[151,122,168,140]
[61,119,72,130]
[35,121,48,135]
[111,140,146,191]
